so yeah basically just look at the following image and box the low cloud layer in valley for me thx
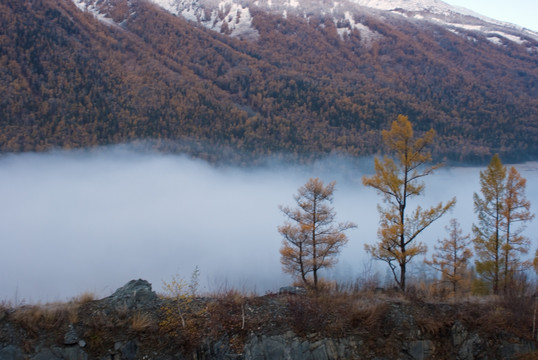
[1,148,537,302]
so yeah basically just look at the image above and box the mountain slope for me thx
[147,0,538,45]
[1,0,537,163]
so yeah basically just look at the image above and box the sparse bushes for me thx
[81,302,157,353]
[205,289,251,352]
[159,269,207,352]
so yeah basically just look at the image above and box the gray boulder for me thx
[105,279,157,309]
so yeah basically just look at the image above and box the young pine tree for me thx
[278,178,356,290]
[425,218,473,296]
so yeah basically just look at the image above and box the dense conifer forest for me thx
[1,0,537,163]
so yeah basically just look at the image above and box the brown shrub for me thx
[350,300,389,334]
[285,289,390,339]
[286,295,325,336]
[496,295,535,339]
[456,295,535,341]
[207,290,247,337]
[158,296,208,354]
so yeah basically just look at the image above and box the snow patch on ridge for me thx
[488,31,526,45]
[335,11,380,45]
[353,0,538,43]
[153,0,259,39]
[71,0,122,27]
[71,0,538,48]
[487,36,503,46]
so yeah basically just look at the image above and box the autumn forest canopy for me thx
[1,0,537,164]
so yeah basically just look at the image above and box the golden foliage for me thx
[279,178,356,289]
[473,155,534,294]
[158,268,207,353]
[160,274,196,331]
[363,115,455,291]
[0,0,536,162]
[425,218,473,296]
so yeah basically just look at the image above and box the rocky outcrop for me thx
[104,279,158,310]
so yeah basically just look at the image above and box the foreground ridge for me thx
[0,279,536,359]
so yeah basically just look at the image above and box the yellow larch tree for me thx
[425,218,473,296]
[500,165,534,293]
[473,155,534,294]
[278,178,356,290]
[472,154,506,295]
[363,115,455,291]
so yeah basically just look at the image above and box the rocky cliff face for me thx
[0,280,536,359]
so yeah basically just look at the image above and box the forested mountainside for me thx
[1,0,537,163]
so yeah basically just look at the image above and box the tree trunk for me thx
[400,262,406,291]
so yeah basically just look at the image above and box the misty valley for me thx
[1,147,536,303]
[1,0,537,357]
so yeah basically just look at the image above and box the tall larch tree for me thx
[363,115,455,291]
[425,218,473,296]
[278,178,356,290]
[500,166,535,293]
[472,154,506,294]
[473,156,535,294]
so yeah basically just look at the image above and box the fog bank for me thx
[0,148,536,302]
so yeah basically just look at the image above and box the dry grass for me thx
[353,300,390,331]
[11,302,74,336]
[285,288,391,338]
[72,291,96,305]
[0,301,9,321]
[115,303,130,321]
[131,311,155,333]
[9,291,97,336]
